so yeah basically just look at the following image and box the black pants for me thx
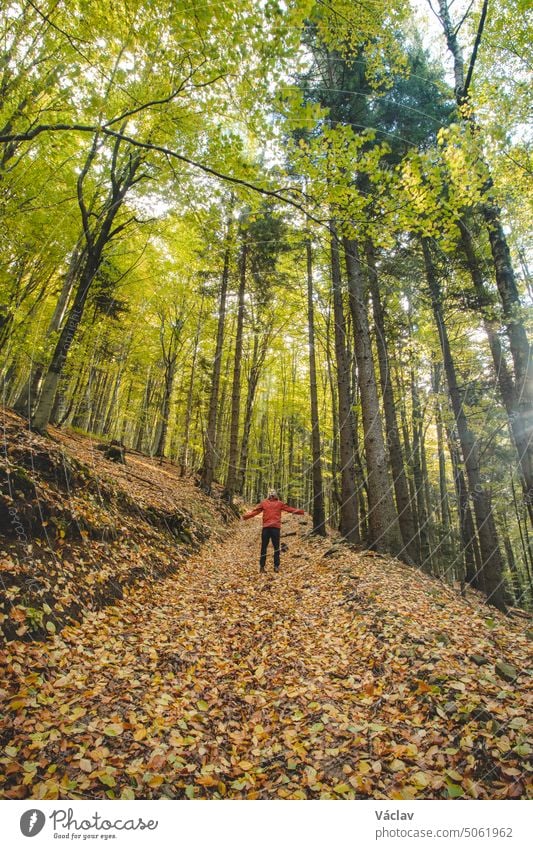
[260,527,280,571]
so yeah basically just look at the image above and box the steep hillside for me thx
[0,409,234,642]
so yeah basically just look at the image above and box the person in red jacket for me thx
[242,489,305,573]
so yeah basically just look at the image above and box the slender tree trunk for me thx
[459,219,533,526]
[13,364,43,419]
[411,370,432,572]
[343,236,402,555]
[202,212,233,492]
[326,320,342,529]
[366,240,417,561]
[238,332,268,494]
[135,367,154,453]
[58,360,88,427]
[102,362,125,436]
[306,237,326,534]
[422,236,507,610]
[255,411,268,502]
[224,238,247,502]
[215,316,234,476]
[155,360,176,459]
[49,245,85,333]
[395,357,419,547]
[437,0,533,518]
[89,368,110,434]
[447,425,481,590]
[119,380,134,444]
[330,225,359,543]
[433,361,453,567]
[13,248,85,420]
[180,299,204,475]
[511,476,533,593]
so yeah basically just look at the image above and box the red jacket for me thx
[243,498,304,528]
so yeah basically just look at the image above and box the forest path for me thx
[3,513,531,800]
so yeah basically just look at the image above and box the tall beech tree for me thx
[306,234,327,535]
[422,236,507,611]
[434,0,533,521]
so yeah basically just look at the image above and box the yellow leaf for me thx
[333,782,351,794]
[196,775,218,786]
[412,771,430,788]
[103,723,124,737]
[196,700,208,711]
[291,790,307,799]
[254,664,265,679]
[121,787,135,799]
[133,728,147,741]
[391,787,418,800]
[147,774,165,788]
[70,706,86,721]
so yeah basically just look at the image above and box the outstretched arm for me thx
[242,504,263,520]
[281,504,305,515]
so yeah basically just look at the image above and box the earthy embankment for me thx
[0,409,234,642]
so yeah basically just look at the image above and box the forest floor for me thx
[0,412,532,800]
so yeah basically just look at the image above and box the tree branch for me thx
[102,60,208,129]
[462,0,489,102]
[0,123,326,228]
[453,0,474,36]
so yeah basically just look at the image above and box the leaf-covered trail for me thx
[2,514,532,800]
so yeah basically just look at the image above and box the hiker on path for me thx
[242,490,305,573]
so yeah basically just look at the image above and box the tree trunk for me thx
[433,361,454,568]
[180,300,204,475]
[326,317,342,530]
[343,236,402,555]
[330,225,359,543]
[155,360,176,459]
[13,364,43,419]
[306,237,326,534]
[224,238,247,502]
[422,236,507,610]
[411,369,432,572]
[238,332,267,494]
[135,367,154,453]
[437,0,533,520]
[446,424,482,591]
[459,218,533,526]
[366,240,417,561]
[32,262,94,432]
[202,213,233,493]
[119,380,134,444]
